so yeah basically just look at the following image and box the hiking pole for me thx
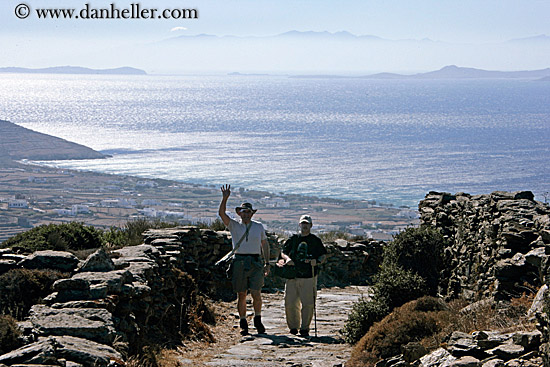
[312,261,318,338]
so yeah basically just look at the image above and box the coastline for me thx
[0,160,418,243]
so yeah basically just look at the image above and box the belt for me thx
[235,254,260,258]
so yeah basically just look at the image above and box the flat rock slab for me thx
[203,286,369,367]
[0,335,121,367]
[29,305,116,344]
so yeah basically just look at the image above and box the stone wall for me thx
[0,226,382,365]
[141,227,383,293]
[419,190,550,301]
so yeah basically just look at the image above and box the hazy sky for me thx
[1,0,550,73]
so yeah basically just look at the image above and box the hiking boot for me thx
[299,329,309,337]
[253,315,266,334]
[239,319,248,336]
[289,328,298,335]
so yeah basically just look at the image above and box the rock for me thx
[402,342,428,362]
[419,348,457,367]
[448,332,484,357]
[486,343,524,359]
[481,358,504,367]
[527,284,548,318]
[0,336,122,367]
[18,251,79,272]
[473,331,510,349]
[450,356,481,366]
[29,305,116,344]
[524,247,547,268]
[77,248,115,272]
[511,331,541,351]
[71,270,133,294]
[0,259,18,273]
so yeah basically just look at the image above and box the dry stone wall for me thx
[419,190,550,301]
[0,226,381,366]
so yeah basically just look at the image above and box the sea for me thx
[1,73,549,208]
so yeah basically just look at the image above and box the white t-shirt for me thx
[227,217,267,254]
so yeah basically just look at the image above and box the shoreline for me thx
[0,160,419,243]
[26,158,418,209]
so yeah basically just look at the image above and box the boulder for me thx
[29,305,116,344]
[528,284,548,318]
[0,336,122,367]
[77,248,115,272]
[71,270,133,294]
[450,356,481,366]
[18,251,79,272]
[419,348,457,367]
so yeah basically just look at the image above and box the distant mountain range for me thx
[0,120,105,165]
[167,30,550,45]
[291,65,550,80]
[0,66,146,75]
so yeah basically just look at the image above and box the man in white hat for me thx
[218,184,270,336]
[277,214,326,337]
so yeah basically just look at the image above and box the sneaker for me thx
[299,329,309,337]
[289,328,298,335]
[253,315,266,334]
[239,319,248,336]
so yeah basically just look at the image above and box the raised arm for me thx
[218,184,231,227]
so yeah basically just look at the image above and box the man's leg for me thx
[250,289,266,333]
[284,279,301,333]
[237,291,249,335]
[237,291,248,318]
[299,276,317,335]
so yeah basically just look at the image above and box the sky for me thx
[1,0,550,74]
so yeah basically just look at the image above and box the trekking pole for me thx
[312,261,317,338]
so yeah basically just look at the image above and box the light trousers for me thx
[284,276,317,331]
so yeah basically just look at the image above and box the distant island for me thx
[291,65,550,80]
[0,66,146,75]
[0,120,105,165]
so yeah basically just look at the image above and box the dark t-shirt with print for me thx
[283,233,326,278]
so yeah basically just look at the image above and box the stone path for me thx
[201,286,371,367]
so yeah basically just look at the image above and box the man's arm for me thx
[277,237,295,266]
[262,239,270,264]
[218,184,231,227]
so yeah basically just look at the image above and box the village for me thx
[0,164,419,243]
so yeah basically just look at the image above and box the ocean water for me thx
[0,73,549,207]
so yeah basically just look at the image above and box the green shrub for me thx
[374,263,427,310]
[0,268,67,320]
[341,296,389,344]
[318,231,352,243]
[342,227,437,345]
[196,218,226,232]
[382,226,446,295]
[0,314,22,354]
[1,222,104,252]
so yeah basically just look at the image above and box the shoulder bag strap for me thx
[215,222,252,265]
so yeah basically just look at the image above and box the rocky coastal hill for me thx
[0,120,105,163]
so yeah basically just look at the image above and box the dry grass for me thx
[124,300,239,367]
[347,291,538,367]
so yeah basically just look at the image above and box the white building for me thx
[141,208,157,217]
[142,199,162,206]
[100,198,137,208]
[261,196,290,208]
[53,209,73,216]
[71,205,90,215]
[8,199,28,209]
[136,181,158,188]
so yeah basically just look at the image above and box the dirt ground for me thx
[175,286,371,367]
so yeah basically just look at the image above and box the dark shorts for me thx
[232,254,264,293]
